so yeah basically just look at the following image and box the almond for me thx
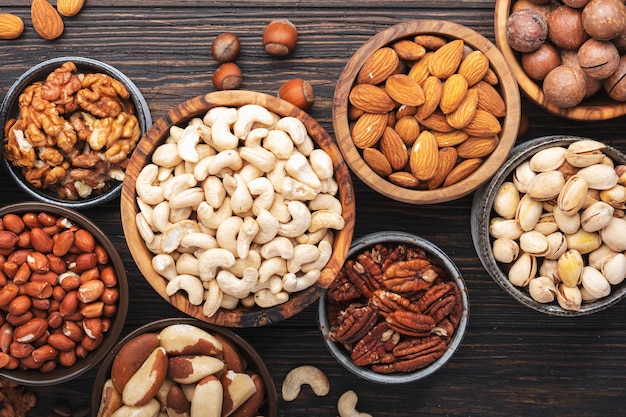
[349,84,396,113]
[474,81,506,117]
[444,158,483,187]
[363,148,392,177]
[407,52,433,85]
[388,171,419,188]
[446,88,479,129]
[427,147,458,189]
[457,135,500,158]
[458,50,490,86]
[395,104,417,119]
[428,39,464,79]
[416,111,455,133]
[409,131,439,181]
[416,76,443,120]
[385,74,425,107]
[31,0,64,40]
[357,47,400,85]
[0,13,24,40]
[413,34,448,50]
[380,127,409,170]
[440,74,469,114]
[57,0,84,17]
[392,39,426,61]
[432,130,469,147]
[463,109,502,137]
[351,112,388,149]
[394,116,421,146]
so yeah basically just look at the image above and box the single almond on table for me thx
[57,0,85,17]
[0,13,24,39]
[31,0,64,40]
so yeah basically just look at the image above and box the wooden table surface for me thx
[2,1,626,416]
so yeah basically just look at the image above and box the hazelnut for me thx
[578,38,620,79]
[212,62,242,90]
[505,9,548,52]
[543,65,587,107]
[522,43,561,80]
[277,78,315,111]
[603,55,626,100]
[547,5,588,49]
[211,32,241,63]
[263,19,298,56]
[582,0,626,41]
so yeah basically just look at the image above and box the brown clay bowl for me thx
[333,19,521,204]
[120,90,355,327]
[494,0,626,120]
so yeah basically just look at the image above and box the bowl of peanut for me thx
[0,202,128,385]
[471,135,626,315]
[318,231,469,383]
[333,19,521,204]
[120,90,356,327]
[0,56,152,209]
[92,317,277,417]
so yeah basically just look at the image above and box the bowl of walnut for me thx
[471,135,626,315]
[318,231,469,384]
[332,19,521,204]
[0,56,152,209]
[120,90,356,327]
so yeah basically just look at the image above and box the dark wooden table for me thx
[1,1,626,416]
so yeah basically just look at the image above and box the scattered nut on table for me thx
[135,104,345,316]
[489,139,626,310]
[281,365,330,402]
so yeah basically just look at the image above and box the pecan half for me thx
[330,303,379,346]
[350,322,399,366]
[385,310,435,337]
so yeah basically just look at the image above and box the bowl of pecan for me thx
[91,317,277,417]
[471,135,626,315]
[319,231,469,383]
[332,19,521,204]
[0,57,152,209]
[0,202,128,385]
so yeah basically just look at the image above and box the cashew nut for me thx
[236,216,259,259]
[151,253,177,280]
[169,125,184,142]
[239,145,276,173]
[202,106,230,126]
[180,232,218,251]
[216,267,258,299]
[243,127,269,147]
[175,252,201,276]
[248,177,275,216]
[234,104,275,139]
[308,193,342,215]
[269,194,291,223]
[165,274,204,305]
[161,220,202,254]
[198,248,236,281]
[220,293,240,310]
[254,288,289,307]
[238,163,264,184]
[295,228,328,245]
[278,201,312,238]
[169,206,192,223]
[224,174,253,215]
[258,257,288,283]
[301,238,333,272]
[281,177,318,201]
[267,159,287,192]
[209,150,242,177]
[168,187,205,209]
[136,164,165,205]
[216,216,244,255]
[260,236,294,259]
[252,209,279,244]
[263,129,294,159]
[287,244,321,273]
[210,106,239,151]
[136,212,155,244]
[281,365,330,402]
[178,125,201,162]
[202,279,223,318]
[152,143,183,167]
[309,148,334,181]
[136,197,155,227]
[157,165,174,182]
[276,116,307,147]
[162,173,197,201]
[285,152,322,192]
[202,176,226,208]
[152,201,172,233]
[197,199,232,230]
[229,249,261,277]
[252,275,283,294]
[309,209,345,233]
[337,391,372,417]
[282,270,320,292]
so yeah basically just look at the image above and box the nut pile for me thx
[348,35,506,190]
[0,210,120,372]
[96,324,266,417]
[135,104,344,316]
[506,0,626,108]
[3,61,141,201]
[489,139,626,310]
[325,242,463,374]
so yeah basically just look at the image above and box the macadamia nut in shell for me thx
[543,65,587,107]
[578,38,620,79]
[522,43,561,80]
[582,0,626,41]
[547,5,588,49]
[603,55,626,100]
[506,9,548,52]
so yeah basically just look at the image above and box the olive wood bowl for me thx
[333,19,521,204]
[120,90,355,327]
[494,0,626,120]
[471,135,626,316]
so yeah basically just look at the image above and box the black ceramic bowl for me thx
[0,56,151,210]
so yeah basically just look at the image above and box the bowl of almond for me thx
[333,19,521,204]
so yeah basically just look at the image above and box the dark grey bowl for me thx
[471,135,626,316]
[0,56,151,210]
[318,231,469,384]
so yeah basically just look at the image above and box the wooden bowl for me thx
[120,90,355,327]
[494,0,626,120]
[333,20,521,205]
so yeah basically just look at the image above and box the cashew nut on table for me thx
[135,104,345,315]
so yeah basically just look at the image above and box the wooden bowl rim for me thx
[121,90,356,327]
[494,0,626,121]
[332,19,521,205]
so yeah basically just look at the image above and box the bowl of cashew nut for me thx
[120,90,356,327]
[0,56,152,210]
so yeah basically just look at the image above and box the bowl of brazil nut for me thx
[92,317,277,417]
[318,231,469,384]
[0,56,152,209]
[332,19,521,204]
[471,135,626,315]
[120,90,355,327]
[495,0,626,120]
[0,202,128,385]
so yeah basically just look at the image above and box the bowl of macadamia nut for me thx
[318,231,469,383]
[332,19,521,204]
[471,135,626,316]
[120,90,356,327]
[0,202,129,385]
[495,0,626,120]
[0,56,152,209]
[91,317,277,417]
